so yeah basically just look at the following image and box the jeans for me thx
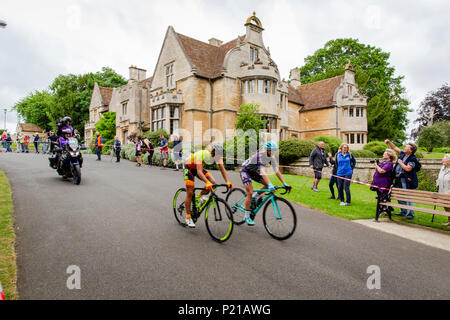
[329,175,338,198]
[96,146,102,160]
[34,142,39,153]
[398,178,415,218]
[6,142,11,152]
[43,142,48,154]
[337,174,352,204]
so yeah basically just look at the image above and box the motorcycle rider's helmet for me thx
[63,116,72,123]
[62,128,72,136]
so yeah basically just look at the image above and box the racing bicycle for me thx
[226,186,297,240]
[173,184,234,243]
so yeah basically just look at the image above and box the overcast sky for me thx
[1,0,449,137]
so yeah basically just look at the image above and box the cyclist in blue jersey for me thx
[240,141,291,226]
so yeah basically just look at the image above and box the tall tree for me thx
[298,38,410,143]
[14,67,127,135]
[235,103,267,133]
[13,90,55,131]
[411,83,449,139]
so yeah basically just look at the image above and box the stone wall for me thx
[281,157,443,184]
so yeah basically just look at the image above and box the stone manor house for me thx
[85,13,368,149]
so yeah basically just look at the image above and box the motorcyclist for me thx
[57,117,74,137]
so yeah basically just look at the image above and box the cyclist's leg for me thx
[198,170,215,197]
[184,168,196,227]
[240,169,256,225]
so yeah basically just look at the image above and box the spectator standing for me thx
[42,133,48,154]
[95,132,104,161]
[436,154,450,227]
[48,131,58,153]
[6,133,12,152]
[144,138,154,167]
[160,134,169,170]
[23,135,30,153]
[336,144,356,206]
[1,131,6,149]
[113,136,121,163]
[134,136,143,167]
[372,149,397,222]
[16,134,22,153]
[385,140,421,220]
[73,129,81,142]
[33,133,40,154]
[172,136,183,171]
[309,141,329,192]
[328,149,341,200]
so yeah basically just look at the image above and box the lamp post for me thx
[3,109,6,131]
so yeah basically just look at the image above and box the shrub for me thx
[415,152,424,159]
[151,149,175,168]
[417,170,437,192]
[144,129,169,147]
[434,147,450,153]
[363,141,387,156]
[279,139,316,164]
[313,135,342,154]
[351,150,377,158]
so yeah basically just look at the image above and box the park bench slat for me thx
[391,188,450,200]
[391,195,450,207]
[380,202,450,216]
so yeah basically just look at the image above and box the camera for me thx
[370,159,380,164]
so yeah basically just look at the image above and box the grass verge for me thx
[0,170,17,300]
[263,174,449,232]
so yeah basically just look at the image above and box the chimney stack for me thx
[290,68,301,89]
[208,38,223,47]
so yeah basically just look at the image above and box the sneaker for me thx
[313,188,319,192]
[340,202,346,206]
[328,196,336,199]
[186,218,196,228]
[244,216,255,226]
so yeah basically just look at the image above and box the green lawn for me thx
[262,174,449,231]
[422,153,445,159]
[0,171,17,300]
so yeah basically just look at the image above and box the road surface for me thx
[1,152,449,299]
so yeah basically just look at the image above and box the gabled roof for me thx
[287,85,304,106]
[18,123,44,133]
[139,77,153,87]
[297,75,344,111]
[98,87,113,106]
[175,32,245,79]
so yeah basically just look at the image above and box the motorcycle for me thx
[49,138,86,185]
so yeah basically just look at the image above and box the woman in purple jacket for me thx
[373,149,397,222]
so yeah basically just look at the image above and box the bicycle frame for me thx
[231,188,283,220]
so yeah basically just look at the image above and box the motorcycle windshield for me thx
[68,138,79,151]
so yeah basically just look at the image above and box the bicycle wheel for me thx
[263,196,297,240]
[173,188,188,227]
[205,197,234,243]
[225,187,247,225]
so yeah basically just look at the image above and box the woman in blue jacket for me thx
[335,144,356,206]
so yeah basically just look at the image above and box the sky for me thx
[1,0,449,137]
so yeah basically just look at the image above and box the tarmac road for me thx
[1,152,449,299]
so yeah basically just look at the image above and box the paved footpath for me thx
[1,152,449,299]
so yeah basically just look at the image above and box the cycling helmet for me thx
[264,141,279,151]
[210,143,224,156]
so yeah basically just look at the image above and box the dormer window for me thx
[250,47,259,63]
[166,63,174,89]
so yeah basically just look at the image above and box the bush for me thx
[313,135,342,154]
[415,152,424,159]
[279,139,316,164]
[434,147,450,153]
[144,129,169,147]
[417,171,437,192]
[151,150,175,168]
[351,150,377,158]
[363,141,387,156]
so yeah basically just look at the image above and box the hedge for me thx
[279,139,317,164]
[363,141,387,156]
[313,135,342,154]
[350,150,377,158]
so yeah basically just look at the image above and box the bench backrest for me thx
[390,188,450,209]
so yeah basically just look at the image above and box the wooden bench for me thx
[380,187,450,219]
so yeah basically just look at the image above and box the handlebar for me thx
[255,186,292,195]
[193,184,230,194]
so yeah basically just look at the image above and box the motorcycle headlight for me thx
[69,151,79,157]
